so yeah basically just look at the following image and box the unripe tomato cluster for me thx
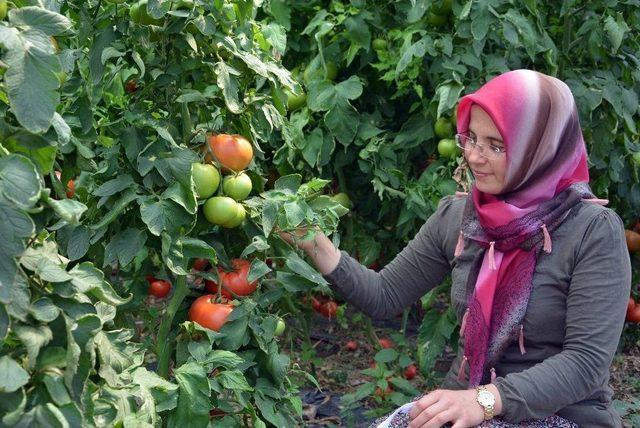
[193,133,254,229]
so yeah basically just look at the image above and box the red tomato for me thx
[374,385,393,398]
[628,297,636,315]
[345,340,358,352]
[627,304,640,323]
[205,259,257,298]
[404,364,417,380]
[125,79,138,93]
[188,295,233,331]
[145,275,156,284]
[206,134,253,172]
[378,338,394,349]
[149,279,171,298]
[66,179,75,198]
[311,296,322,311]
[319,301,338,319]
[192,258,210,271]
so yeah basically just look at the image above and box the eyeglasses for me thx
[455,133,506,160]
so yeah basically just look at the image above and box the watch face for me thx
[478,390,495,406]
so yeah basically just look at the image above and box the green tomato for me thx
[203,196,238,226]
[437,138,457,159]
[221,203,246,228]
[192,163,220,199]
[0,0,7,20]
[274,318,286,336]
[304,61,338,83]
[434,117,454,138]
[130,0,163,25]
[427,12,448,27]
[331,192,352,209]
[286,90,307,111]
[372,38,388,50]
[223,173,252,201]
[433,0,453,15]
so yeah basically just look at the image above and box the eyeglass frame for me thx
[454,132,506,160]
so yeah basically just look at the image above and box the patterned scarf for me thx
[453,70,604,386]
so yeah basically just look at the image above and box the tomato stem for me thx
[156,275,189,378]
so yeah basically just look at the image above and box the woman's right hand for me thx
[277,227,342,276]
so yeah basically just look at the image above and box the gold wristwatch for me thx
[475,385,495,420]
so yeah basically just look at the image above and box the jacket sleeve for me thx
[322,196,459,320]
[493,209,631,422]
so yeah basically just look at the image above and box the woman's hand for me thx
[407,389,485,428]
[277,227,341,276]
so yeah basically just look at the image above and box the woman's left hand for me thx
[407,389,485,428]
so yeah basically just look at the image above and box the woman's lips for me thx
[472,170,492,178]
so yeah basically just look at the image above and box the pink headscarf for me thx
[453,70,603,386]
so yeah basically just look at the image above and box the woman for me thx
[282,70,630,427]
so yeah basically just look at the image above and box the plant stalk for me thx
[156,275,189,378]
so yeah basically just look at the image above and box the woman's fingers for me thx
[409,405,455,428]
[409,391,440,419]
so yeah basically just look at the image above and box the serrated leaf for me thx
[9,7,72,36]
[29,297,60,322]
[140,198,193,236]
[374,348,398,363]
[284,252,327,286]
[217,370,253,391]
[4,29,61,133]
[93,174,135,197]
[324,98,359,146]
[104,228,147,268]
[216,61,242,114]
[66,225,90,261]
[169,362,211,426]
[68,263,131,306]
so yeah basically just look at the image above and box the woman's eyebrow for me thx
[468,130,504,144]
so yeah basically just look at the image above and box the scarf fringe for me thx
[460,308,470,336]
[488,241,496,270]
[490,367,496,383]
[541,224,552,253]
[454,231,465,257]
[519,324,526,355]
[457,355,468,381]
[582,197,609,206]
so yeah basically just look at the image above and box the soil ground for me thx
[286,309,640,427]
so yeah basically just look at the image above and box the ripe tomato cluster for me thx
[309,295,339,319]
[194,134,254,229]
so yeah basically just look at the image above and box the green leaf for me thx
[168,362,211,427]
[131,367,178,413]
[66,226,91,261]
[324,98,359,146]
[3,28,62,133]
[0,356,29,393]
[284,252,328,286]
[216,61,242,114]
[36,258,72,283]
[307,80,336,112]
[47,198,88,225]
[274,174,302,192]
[179,237,217,262]
[0,203,34,302]
[42,373,72,406]
[140,198,193,236]
[90,188,138,230]
[283,200,307,227]
[13,325,53,369]
[247,259,270,283]
[68,263,131,306]
[9,7,72,36]
[0,304,8,340]
[0,154,42,209]
[3,133,57,174]
[104,228,147,268]
[203,350,244,368]
[29,297,60,322]
[95,330,142,387]
[261,199,278,237]
[217,370,253,392]
[275,271,316,292]
[374,348,398,363]
[161,233,188,276]
[162,182,197,215]
[93,175,135,197]
[266,353,289,385]
[0,389,26,425]
[435,82,464,119]
[603,13,629,54]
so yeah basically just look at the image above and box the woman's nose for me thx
[466,145,487,164]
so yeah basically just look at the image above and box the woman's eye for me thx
[491,145,504,153]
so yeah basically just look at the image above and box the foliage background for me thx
[0,0,638,426]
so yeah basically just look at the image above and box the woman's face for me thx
[465,105,507,195]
